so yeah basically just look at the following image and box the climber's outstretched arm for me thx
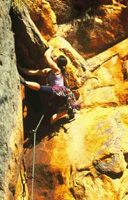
[24,81,40,91]
[18,65,50,76]
[44,45,61,74]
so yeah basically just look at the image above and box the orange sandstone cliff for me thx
[1,0,128,200]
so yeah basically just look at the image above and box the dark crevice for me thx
[124,153,128,168]
[104,171,123,179]
[96,168,123,179]
[77,167,90,172]
[9,184,15,197]
[57,174,64,185]
[72,0,100,13]
[70,188,76,199]
[100,153,114,161]
[124,153,128,162]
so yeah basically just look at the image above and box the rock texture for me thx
[51,0,128,58]
[27,0,57,41]
[24,38,128,200]
[27,0,128,58]
[11,5,48,69]
[2,0,128,200]
[0,1,25,199]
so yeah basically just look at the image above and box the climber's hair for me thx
[56,55,67,73]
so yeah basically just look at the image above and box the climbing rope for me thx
[31,112,45,200]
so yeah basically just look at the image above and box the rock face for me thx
[28,0,128,58]
[0,1,25,200]
[24,38,128,200]
[50,0,128,58]
[2,0,128,200]
[27,0,57,41]
[11,5,48,69]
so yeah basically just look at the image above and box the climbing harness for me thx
[31,112,45,200]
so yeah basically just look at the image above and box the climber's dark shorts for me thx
[40,86,52,94]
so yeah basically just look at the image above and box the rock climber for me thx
[19,45,81,124]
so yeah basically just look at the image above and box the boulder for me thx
[54,0,128,58]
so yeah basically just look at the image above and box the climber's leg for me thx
[40,86,53,94]
[20,76,40,90]
[20,76,53,92]
[24,82,53,93]
[50,110,68,124]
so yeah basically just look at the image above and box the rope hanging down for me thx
[31,112,44,200]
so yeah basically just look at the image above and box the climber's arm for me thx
[18,65,51,76]
[44,46,60,74]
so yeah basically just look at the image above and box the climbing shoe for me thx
[20,76,26,86]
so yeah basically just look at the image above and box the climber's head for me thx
[53,55,67,73]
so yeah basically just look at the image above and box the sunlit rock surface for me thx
[27,0,57,41]
[50,0,128,59]
[2,0,128,199]
[27,0,128,58]
[24,38,128,200]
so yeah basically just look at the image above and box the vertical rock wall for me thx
[0,0,24,199]
[1,0,128,199]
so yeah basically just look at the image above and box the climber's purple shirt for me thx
[48,72,64,86]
